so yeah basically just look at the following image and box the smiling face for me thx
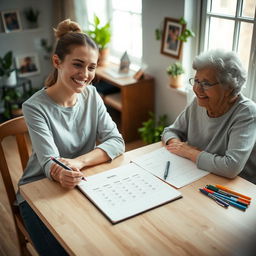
[53,45,98,94]
[193,68,234,117]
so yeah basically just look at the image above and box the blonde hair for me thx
[45,19,98,87]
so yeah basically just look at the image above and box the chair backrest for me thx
[0,116,36,255]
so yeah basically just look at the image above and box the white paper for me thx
[132,147,209,188]
[78,163,182,223]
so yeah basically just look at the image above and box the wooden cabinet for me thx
[95,64,155,142]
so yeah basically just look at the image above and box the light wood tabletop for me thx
[20,142,256,256]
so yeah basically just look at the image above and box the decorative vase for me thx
[4,70,17,87]
[98,48,109,66]
[169,75,183,89]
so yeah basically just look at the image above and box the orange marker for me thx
[215,185,252,201]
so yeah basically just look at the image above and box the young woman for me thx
[17,19,125,255]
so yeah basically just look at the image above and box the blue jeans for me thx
[19,201,68,256]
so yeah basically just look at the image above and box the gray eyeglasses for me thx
[189,78,219,90]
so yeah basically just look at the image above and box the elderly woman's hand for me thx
[166,140,201,163]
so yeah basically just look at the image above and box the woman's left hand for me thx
[166,141,201,162]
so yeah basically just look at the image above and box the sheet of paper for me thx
[132,147,209,188]
[78,163,182,223]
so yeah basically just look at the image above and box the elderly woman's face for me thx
[193,68,233,116]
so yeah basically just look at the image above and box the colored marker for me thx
[214,195,247,211]
[215,184,252,201]
[205,185,250,205]
[203,188,248,207]
[199,188,229,208]
[50,156,86,181]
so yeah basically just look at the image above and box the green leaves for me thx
[178,17,195,42]
[0,51,15,77]
[86,15,111,50]
[166,62,185,77]
[138,112,168,144]
[24,7,40,23]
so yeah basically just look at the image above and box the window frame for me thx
[199,0,256,101]
[107,1,142,65]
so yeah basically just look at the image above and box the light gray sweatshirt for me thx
[162,94,256,184]
[17,85,125,204]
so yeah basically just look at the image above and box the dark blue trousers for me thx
[19,201,68,256]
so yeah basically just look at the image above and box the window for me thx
[199,0,256,101]
[76,0,142,65]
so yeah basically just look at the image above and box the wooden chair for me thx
[0,116,37,256]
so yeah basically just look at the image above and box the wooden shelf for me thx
[104,93,122,111]
[96,64,155,142]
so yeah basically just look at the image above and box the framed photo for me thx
[16,53,40,77]
[1,10,22,33]
[161,17,185,59]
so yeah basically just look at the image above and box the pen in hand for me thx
[164,161,170,180]
[50,156,86,181]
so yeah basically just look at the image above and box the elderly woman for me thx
[162,49,256,184]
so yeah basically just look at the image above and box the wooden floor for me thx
[0,134,145,256]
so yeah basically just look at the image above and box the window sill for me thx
[169,86,188,96]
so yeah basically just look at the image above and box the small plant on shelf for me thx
[138,112,168,144]
[166,62,185,77]
[166,62,185,89]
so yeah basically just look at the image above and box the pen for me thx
[205,185,250,205]
[203,188,249,207]
[215,184,251,201]
[50,156,86,181]
[199,188,229,208]
[212,194,247,211]
[164,161,170,180]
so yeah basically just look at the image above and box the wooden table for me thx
[20,142,256,256]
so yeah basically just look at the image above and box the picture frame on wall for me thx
[16,53,40,77]
[1,10,22,33]
[161,17,185,59]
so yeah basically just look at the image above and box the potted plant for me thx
[24,7,40,28]
[86,15,111,66]
[2,86,39,119]
[166,62,185,89]
[0,51,17,86]
[138,112,168,144]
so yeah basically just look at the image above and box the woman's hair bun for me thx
[54,19,82,39]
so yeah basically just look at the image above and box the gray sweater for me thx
[162,94,256,184]
[17,85,125,204]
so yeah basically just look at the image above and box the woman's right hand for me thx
[50,162,83,189]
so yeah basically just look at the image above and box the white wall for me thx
[0,0,199,123]
[0,0,53,89]
[142,0,198,124]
